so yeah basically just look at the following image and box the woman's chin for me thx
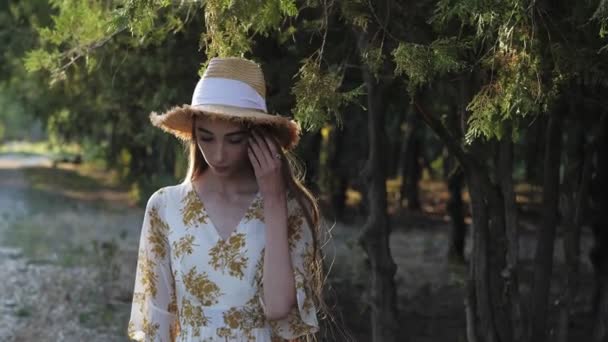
[210,165,236,177]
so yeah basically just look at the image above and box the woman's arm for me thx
[262,192,297,320]
[247,128,296,320]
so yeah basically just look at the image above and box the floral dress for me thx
[127,180,319,341]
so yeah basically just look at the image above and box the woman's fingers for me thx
[250,129,272,166]
[261,131,280,160]
[248,131,269,169]
[248,142,261,172]
[247,131,262,172]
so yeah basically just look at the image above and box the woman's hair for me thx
[182,115,353,341]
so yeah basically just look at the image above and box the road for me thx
[0,154,133,342]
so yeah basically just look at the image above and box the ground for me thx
[0,154,139,341]
[0,152,598,341]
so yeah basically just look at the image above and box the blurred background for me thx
[1,1,607,341]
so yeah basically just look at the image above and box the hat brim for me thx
[149,104,301,150]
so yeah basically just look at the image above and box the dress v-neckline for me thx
[189,180,260,242]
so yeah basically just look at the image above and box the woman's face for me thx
[194,116,251,177]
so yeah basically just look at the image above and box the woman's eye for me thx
[199,136,243,144]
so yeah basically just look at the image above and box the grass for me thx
[0,140,81,154]
[0,162,138,268]
[23,166,129,207]
[0,140,83,161]
[2,206,133,268]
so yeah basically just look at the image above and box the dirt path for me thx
[0,155,133,342]
[0,158,29,341]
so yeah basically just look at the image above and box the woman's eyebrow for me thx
[197,127,248,136]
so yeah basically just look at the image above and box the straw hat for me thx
[149,57,301,150]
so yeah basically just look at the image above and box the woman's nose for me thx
[214,143,226,162]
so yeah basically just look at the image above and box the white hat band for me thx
[191,77,267,112]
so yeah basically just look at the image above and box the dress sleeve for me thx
[263,196,320,340]
[128,190,179,342]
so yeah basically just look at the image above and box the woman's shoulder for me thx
[145,182,189,209]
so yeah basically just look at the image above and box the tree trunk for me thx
[108,115,119,169]
[556,110,588,342]
[464,163,513,342]
[329,125,347,220]
[356,35,400,342]
[399,108,422,210]
[592,279,608,342]
[498,124,524,342]
[530,109,564,342]
[524,117,543,185]
[396,106,411,181]
[466,165,499,342]
[485,165,514,342]
[446,154,466,263]
[445,95,467,264]
[297,130,322,193]
[591,113,608,342]
[412,100,514,342]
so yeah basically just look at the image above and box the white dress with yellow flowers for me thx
[127,181,319,342]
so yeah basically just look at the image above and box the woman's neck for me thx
[196,166,258,195]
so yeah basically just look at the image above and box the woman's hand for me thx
[247,128,286,199]
[250,129,294,319]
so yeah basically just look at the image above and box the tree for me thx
[0,0,60,141]
[22,0,608,341]
[23,1,209,201]
[394,0,608,341]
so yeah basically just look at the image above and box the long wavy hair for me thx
[181,115,352,341]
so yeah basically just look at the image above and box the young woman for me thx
[127,57,324,341]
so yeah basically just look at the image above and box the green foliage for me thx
[592,0,608,51]
[291,57,365,131]
[23,48,60,73]
[409,0,564,143]
[193,0,372,131]
[0,86,31,140]
[431,0,525,38]
[337,0,370,31]
[200,0,299,59]
[398,0,603,145]
[21,0,603,196]
[17,0,208,191]
[464,52,546,143]
[360,46,385,80]
[38,0,112,45]
[1,0,60,140]
[393,37,468,94]
[23,0,192,84]
[24,0,116,82]
[21,0,367,168]
[111,0,179,39]
[593,0,608,33]
[46,108,71,144]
